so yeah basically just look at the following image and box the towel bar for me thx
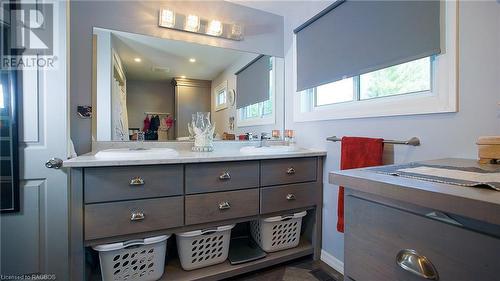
[326,136,420,146]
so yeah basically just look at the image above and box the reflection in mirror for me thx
[92,28,284,142]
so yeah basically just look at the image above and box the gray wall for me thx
[70,0,284,154]
[282,1,500,263]
[127,80,174,133]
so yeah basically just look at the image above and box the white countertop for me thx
[63,147,326,168]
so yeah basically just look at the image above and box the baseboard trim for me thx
[320,250,344,275]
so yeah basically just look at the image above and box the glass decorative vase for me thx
[189,112,215,152]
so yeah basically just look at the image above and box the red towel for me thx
[337,137,384,233]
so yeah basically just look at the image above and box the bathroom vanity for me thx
[330,158,500,281]
[69,9,320,280]
[65,146,325,280]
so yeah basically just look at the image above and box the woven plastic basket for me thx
[175,224,235,270]
[92,235,169,281]
[250,211,306,252]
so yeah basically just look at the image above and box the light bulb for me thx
[185,14,200,32]
[207,20,223,36]
[159,9,175,28]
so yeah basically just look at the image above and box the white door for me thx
[0,1,69,280]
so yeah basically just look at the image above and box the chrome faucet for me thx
[259,132,271,147]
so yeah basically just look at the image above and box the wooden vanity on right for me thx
[329,158,500,281]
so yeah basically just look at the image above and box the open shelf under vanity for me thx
[163,239,313,281]
[71,156,324,281]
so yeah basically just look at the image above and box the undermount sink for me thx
[239,145,299,154]
[94,148,179,159]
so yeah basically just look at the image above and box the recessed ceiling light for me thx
[134,57,142,62]
[180,75,186,79]
[189,58,196,63]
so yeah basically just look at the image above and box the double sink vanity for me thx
[71,16,324,280]
[65,142,326,280]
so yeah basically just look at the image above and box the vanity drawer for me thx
[260,157,317,186]
[260,182,320,214]
[84,196,183,240]
[185,161,259,194]
[345,196,500,281]
[84,165,183,203]
[185,189,259,225]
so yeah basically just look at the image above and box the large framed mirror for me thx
[92,28,284,142]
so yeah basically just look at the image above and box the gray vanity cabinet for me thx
[71,156,324,281]
[346,196,500,281]
[330,159,500,281]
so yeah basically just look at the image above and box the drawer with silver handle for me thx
[185,161,259,194]
[84,196,183,240]
[260,182,320,214]
[185,189,259,225]
[261,157,317,186]
[345,196,500,281]
[84,165,183,203]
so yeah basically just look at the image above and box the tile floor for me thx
[227,257,343,281]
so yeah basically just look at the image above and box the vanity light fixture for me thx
[134,57,142,62]
[159,9,175,28]
[207,20,223,36]
[189,58,196,63]
[158,9,243,41]
[185,14,200,32]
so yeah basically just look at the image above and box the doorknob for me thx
[45,158,63,169]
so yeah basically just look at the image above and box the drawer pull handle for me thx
[286,167,296,175]
[130,211,145,221]
[219,171,231,181]
[219,201,231,210]
[426,211,463,226]
[129,177,145,186]
[286,193,296,201]
[396,249,438,280]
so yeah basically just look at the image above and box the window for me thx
[237,57,275,127]
[314,77,355,107]
[312,57,432,108]
[360,57,431,100]
[214,81,228,111]
[294,1,458,122]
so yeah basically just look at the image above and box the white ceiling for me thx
[228,1,333,18]
[110,30,256,81]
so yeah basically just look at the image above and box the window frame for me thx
[213,80,228,112]
[293,1,458,122]
[237,57,276,127]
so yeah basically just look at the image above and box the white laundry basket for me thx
[175,224,235,270]
[92,235,169,281]
[250,211,307,252]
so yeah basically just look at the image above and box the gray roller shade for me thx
[235,55,271,109]
[294,0,441,92]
